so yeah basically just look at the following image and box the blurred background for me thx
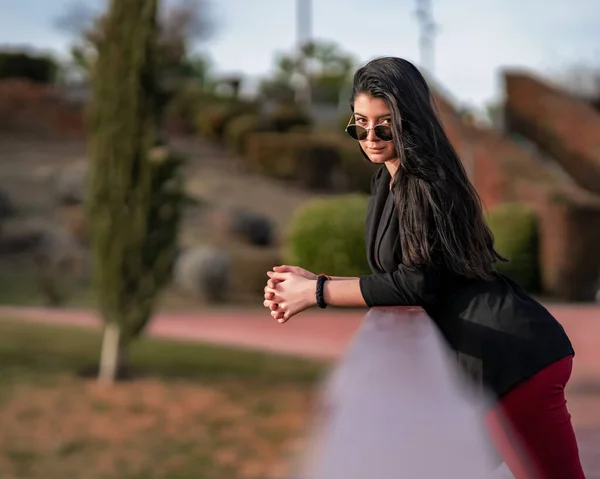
[0,0,599,478]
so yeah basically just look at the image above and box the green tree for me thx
[88,0,184,384]
[55,0,215,113]
[0,51,59,83]
[260,40,356,105]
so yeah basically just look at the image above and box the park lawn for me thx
[0,317,327,479]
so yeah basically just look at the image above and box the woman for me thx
[263,57,585,478]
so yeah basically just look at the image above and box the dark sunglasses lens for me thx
[374,125,394,141]
[346,125,367,141]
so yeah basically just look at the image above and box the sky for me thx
[1,0,600,110]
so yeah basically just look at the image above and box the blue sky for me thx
[1,0,600,109]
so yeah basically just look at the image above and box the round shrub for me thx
[224,113,264,155]
[487,202,540,292]
[283,194,371,277]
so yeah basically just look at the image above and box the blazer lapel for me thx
[366,167,391,272]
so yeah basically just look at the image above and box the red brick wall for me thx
[435,100,509,209]
[434,88,600,300]
[505,71,600,195]
[0,80,85,138]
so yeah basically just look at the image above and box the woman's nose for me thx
[366,127,379,141]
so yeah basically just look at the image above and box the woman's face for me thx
[352,93,398,165]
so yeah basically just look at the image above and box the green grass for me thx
[0,265,93,308]
[0,317,325,385]
[0,317,327,479]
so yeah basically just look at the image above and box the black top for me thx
[359,166,575,400]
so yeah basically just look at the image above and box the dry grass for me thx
[0,317,327,479]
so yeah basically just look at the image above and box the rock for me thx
[0,188,15,220]
[0,218,87,305]
[173,246,230,303]
[0,229,44,256]
[33,226,86,306]
[227,208,275,247]
[53,161,87,205]
[57,204,87,245]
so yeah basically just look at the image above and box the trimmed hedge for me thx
[264,103,311,133]
[244,132,376,193]
[195,101,257,141]
[244,132,340,190]
[283,194,371,277]
[244,132,303,179]
[487,202,540,292]
[334,137,377,193]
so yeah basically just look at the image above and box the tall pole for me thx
[296,0,312,106]
[415,0,438,75]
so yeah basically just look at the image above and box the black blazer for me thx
[359,166,574,400]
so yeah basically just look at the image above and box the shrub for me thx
[334,137,377,194]
[283,194,371,277]
[487,202,540,291]
[224,113,266,155]
[265,103,311,132]
[243,131,377,192]
[244,132,299,179]
[163,83,205,133]
[244,132,340,189]
[293,140,341,190]
[0,51,58,84]
[196,101,257,141]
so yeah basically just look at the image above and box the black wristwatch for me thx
[316,274,331,309]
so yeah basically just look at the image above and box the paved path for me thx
[1,304,597,381]
[1,303,599,477]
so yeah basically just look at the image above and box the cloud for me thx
[1,0,599,108]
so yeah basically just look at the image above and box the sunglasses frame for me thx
[344,115,394,142]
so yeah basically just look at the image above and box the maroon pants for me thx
[485,356,586,478]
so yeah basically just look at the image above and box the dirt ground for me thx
[0,316,324,479]
[0,133,325,308]
[0,133,319,237]
[0,375,313,479]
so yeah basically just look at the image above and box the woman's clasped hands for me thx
[263,265,318,323]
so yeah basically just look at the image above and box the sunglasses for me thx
[344,115,394,142]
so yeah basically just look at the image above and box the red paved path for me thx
[1,304,597,380]
[1,304,599,477]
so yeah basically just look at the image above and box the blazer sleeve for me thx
[359,264,442,307]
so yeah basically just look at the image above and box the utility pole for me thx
[296,0,312,106]
[415,0,438,75]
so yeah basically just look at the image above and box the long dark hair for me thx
[350,57,505,280]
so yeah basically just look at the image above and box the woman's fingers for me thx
[264,277,288,322]
[264,284,278,300]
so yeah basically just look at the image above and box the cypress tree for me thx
[88,0,184,384]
